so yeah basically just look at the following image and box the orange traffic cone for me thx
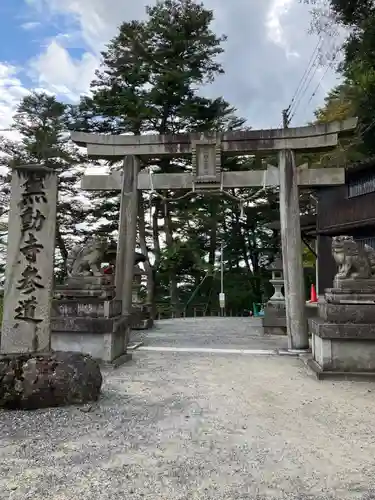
[309,283,318,303]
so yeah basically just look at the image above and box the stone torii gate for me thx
[71,118,357,351]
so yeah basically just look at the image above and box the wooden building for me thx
[316,157,375,293]
[268,157,375,295]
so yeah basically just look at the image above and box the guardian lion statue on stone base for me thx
[67,238,108,277]
[332,235,375,279]
[66,238,148,277]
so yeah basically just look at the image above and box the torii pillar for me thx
[279,149,307,349]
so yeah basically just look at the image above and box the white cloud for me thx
[266,0,299,58]
[18,0,341,128]
[0,63,30,131]
[23,0,150,103]
[21,21,41,30]
[29,40,98,101]
[25,0,149,52]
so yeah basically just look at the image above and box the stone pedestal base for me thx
[51,297,131,366]
[309,278,375,379]
[262,301,319,336]
[262,301,287,335]
[311,320,375,374]
[131,303,154,330]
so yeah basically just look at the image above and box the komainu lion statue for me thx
[332,235,375,280]
[66,238,148,277]
[67,238,108,277]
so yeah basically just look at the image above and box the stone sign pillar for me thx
[1,165,57,354]
[0,165,103,410]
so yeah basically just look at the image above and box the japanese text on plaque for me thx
[15,171,47,323]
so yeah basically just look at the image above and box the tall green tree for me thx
[70,0,249,314]
[304,0,375,156]
[0,92,87,280]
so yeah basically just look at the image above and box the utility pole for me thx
[219,243,225,317]
[282,108,290,128]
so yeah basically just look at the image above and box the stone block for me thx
[51,315,127,334]
[311,332,375,373]
[131,304,154,330]
[62,275,114,289]
[318,302,375,323]
[55,286,116,300]
[333,278,375,292]
[306,358,375,381]
[311,318,375,339]
[262,302,318,335]
[305,302,318,319]
[325,289,375,304]
[51,297,131,365]
[52,299,122,319]
[263,326,286,335]
[262,302,287,335]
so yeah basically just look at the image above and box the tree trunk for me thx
[152,198,161,268]
[151,197,162,320]
[55,223,68,281]
[208,201,218,268]
[138,194,154,306]
[234,209,252,273]
[247,232,261,301]
[163,195,180,316]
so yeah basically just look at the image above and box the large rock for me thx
[0,351,102,410]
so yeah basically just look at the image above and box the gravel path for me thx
[132,317,289,351]
[1,350,375,499]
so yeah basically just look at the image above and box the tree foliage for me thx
[304,0,375,157]
[69,0,274,314]
[0,92,87,281]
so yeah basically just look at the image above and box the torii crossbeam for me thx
[71,117,358,350]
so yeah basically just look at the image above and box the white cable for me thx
[148,168,155,193]
[262,168,267,190]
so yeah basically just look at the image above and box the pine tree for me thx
[0,92,88,281]
[70,0,248,314]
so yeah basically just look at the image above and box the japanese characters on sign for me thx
[15,170,47,323]
[191,137,221,183]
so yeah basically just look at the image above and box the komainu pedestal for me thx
[51,239,132,366]
[309,235,375,379]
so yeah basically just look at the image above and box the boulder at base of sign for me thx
[0,351,102,409]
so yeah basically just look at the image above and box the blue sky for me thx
[0,0,342,133]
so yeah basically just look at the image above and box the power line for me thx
[289,41,341,124]
[289,54,323,122]
[291,64,330,123]
[288,37,322,114]
[280,37,322,127]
